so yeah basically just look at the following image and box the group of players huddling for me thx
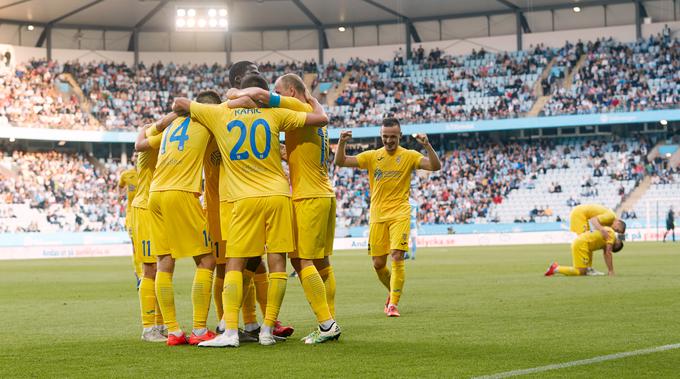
[118,61,442,347]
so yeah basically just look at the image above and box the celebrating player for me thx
[228,73,341,343]
[334,118,441,317]
[147,91,223,346]
[545,226,624,276]
[131,112,178,342]
[173,74,328,347]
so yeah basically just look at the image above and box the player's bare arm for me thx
[228,87,269,104]
[225,96,258,109]
[603,244,615,276]
[135,112,178,152]
[414,134,442,171]
[334,130,359,168]
[171,97,191,116]
[590,217,610,240]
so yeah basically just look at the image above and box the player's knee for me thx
[142,263,157,279]
[390,250,406,261]
[372,257,386,270]
[267,253,287,273]
[215,263,226,278]
[290,258,304,273]
[313,257,330,271]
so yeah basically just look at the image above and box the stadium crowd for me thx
[0,150,124,232]
[1,32,676,133]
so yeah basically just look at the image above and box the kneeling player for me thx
[545,226,623,277]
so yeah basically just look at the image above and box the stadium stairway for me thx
[527,95,551,117]
[533,56,557,97]
[616,176,652,215]
[563,54,587,91]
[61,73,102,129]
[325,72,351,106]
[303,72,317,91]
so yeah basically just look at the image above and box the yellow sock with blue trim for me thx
[557,266,583,276]
[389,260,405,305]
[263,272,287,328]
[155,271,179,332]
[300,265,333,324]
[213,276,224,322]
[241,270,258,325]
[191,268,213,330]
[138,277,156,329]
[375,265,391,290]
[222,271,243,330]
[318,266,336,319]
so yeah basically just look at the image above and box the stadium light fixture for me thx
[573,6,581,13]
[27,24,34,31]
[660,119,668,126]
[666,153,672,158]
[176,4,228,31]
[58,140,66,146]
[338,26,346,32]
[9,137,15,142]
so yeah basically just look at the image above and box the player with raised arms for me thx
[173,74,329,347]
[335,118,441,317]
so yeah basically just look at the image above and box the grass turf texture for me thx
[1,242,679,378]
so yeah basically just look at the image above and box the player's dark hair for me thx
[278,73,306,94]
[196,90,221,105]
[382,117,401,129]
[617,220,627,233]
[229,61,256,89]
[240,74,269,91]
[612,239,623,253]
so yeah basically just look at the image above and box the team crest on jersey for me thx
[396,156,401,164]
[210,150,221,166]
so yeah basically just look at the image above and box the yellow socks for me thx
[254,272,269,317]
[557,266,583,276]
[241,270,258,325]
[263,272,287,328]
[389,260,405,305]
[212,276,224,322]
[155,271,179,332]
[138,277,156,328]
[375,265,391,290]
[318,266,336,319]
[154,300,164,326]
[300,266,332,324]
[222,271,243,330]
[191,268,214,330]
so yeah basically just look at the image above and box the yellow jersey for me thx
[203,138,221,230]
[131,134,162,209]
[356,146,423,223]
[279,96,334,200]
[118,168,137,219]
[189,101,308,202]
[580,226,617,252]
[150,116,212,194]
[572,204,616,226]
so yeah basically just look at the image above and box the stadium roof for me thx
[0,0,654,33]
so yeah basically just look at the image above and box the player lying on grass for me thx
[545,226,624,277]
[335,119,441,317]
[227,73,341,344]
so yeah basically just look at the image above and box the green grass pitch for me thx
[1,242,679,378]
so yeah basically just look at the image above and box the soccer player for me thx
[117,166,139,281]
[131,112,178,342]
[335,119,441,317]
[228,73,341,344]
[663,207,675,243]
[569,203,626,240]
[545,227,624,276]
[147,91,222,346]
[222,61,295,339]
[173,74,328,347]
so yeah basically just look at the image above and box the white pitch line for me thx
[473,343,680,379]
